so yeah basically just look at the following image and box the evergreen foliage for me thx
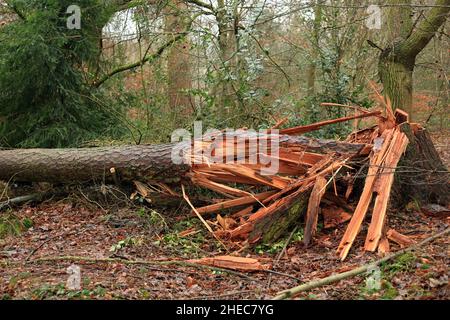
[0,0,124,147]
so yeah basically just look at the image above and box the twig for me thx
[320,102,371,114]
[78,186,108,213]
[29,255,256,281]
[192,290,255,300]
[273,227,450,300]
[0,193,45,212]
[366,39,384,52]
[25,227,89,261]
[181,185,229,251]
[266,226,298,289]
[182,185,213,234]
[264,269,302,282]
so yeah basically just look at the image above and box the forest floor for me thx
[0,131,448,300]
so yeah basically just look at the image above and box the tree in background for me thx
[0,0,125,147]
[165,0,193,116]
[0,1,447,147]
[377,0,450,119]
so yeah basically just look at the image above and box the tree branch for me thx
[400,0,450,58]
[114,0,214,12]
[367,39,383,52]
[93,32,186,88]
[29,255,256,281]
[185,0,215,12]
[273,227,450,300]
[93,10,201,88]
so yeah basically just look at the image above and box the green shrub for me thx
[0,0,125,147]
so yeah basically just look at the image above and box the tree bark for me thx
[306,1,322,96]
[379,0,450,119]
[216,0,239,111]
[0,135,366,184]
[392,124,450,206]
[165,0,193,114]
[0,143,190,184]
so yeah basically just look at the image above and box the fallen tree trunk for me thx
[0,134,366,184]
[0,143,191,184]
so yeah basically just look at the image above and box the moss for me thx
[380,281,399,300]
[258,192,309,243]
[382,252,416,275]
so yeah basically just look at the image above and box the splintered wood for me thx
[142,108,417,261]
[337,127,409,260]
[188,255,270,271]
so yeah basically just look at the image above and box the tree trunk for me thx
[379,0,450,120]
[306,1,322,96]
[392,124,450,206]
[165,0,192,115]
[0,134,366,184]
[0,143,190,184]
[216,0,239,112]
[379,50,414,115]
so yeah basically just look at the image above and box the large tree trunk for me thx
[379,0,450,120]
[216,0,239,112]
[379,53,414,116]
[165,0,193,115]
[306,1,322,96]
[392,124,450,206]
[0,143,191,184]
[0,134,366,184]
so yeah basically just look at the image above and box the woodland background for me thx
[0,0,448,148]
[0,0,448,300]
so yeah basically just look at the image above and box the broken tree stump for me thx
[392,123,450,206]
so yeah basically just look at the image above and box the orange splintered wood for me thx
[364,130,409,252]
[278,148,324,166]
[271,117,289,129]
[261,156,337,206]
[196,170,264,186]
[190,175,250,198]
[213,164,286,189]
[386,229,416,248]
[378,236,390,254]
[394,108,409,125]
[194,190,276,215]
[322,206,352,229]
[188,256,270,271]
[337,129,395,261]
[279,111,381,135]
[303,176,328,246]
[231,205,254,218]
[228,221,254,239]
[274,162,308,176]
[217,214,238,231]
